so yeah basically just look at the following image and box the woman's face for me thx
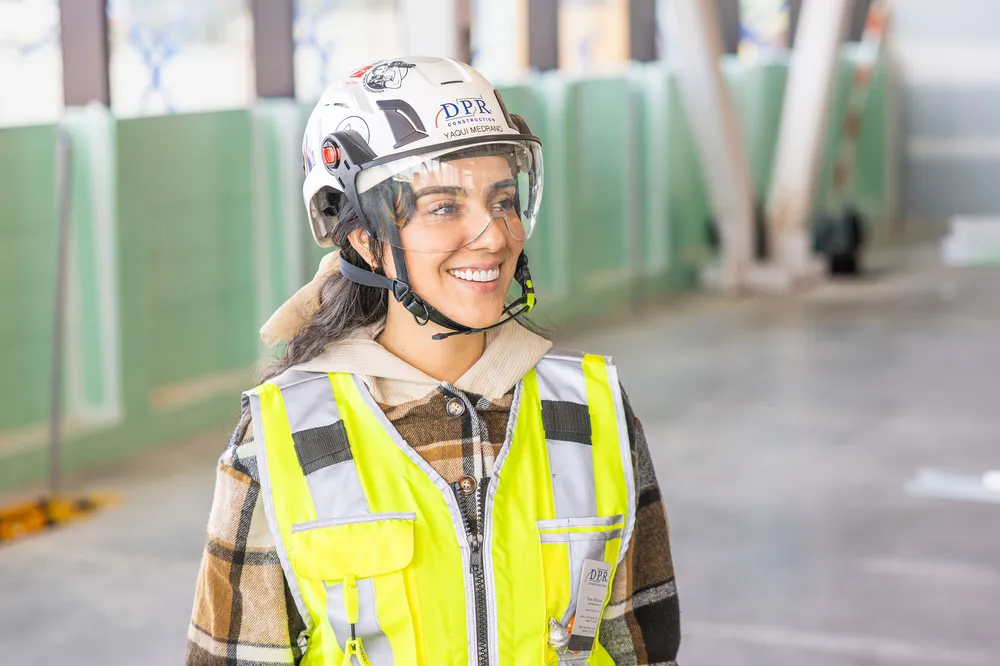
[384,155,526,330]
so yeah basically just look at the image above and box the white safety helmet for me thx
[300,56,542,339]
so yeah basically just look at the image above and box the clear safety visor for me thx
[354,139,543,254]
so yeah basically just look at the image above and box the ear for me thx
[347,228,376,268]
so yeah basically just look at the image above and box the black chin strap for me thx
[339,252,536,341]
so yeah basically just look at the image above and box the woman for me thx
[187,56,680,666]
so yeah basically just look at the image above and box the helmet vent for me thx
[441,80,463,85]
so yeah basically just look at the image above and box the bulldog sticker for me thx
[363,60,417,93]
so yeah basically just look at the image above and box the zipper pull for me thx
[468,534,482,572]
[342,636,372,666]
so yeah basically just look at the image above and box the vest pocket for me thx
[290,514,418,665]
[536,515,624,663]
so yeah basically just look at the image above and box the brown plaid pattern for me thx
[186,386,679,665]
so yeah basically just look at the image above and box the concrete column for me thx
[251,0,295,99]
[401,0,472,62]
[666,0,756,292]
[59,0,110,106]
[766,0,852,279]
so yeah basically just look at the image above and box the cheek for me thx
[397,250,449,293]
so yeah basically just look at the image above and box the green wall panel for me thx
[495,83,558,299]
[0,124,57,431]
[117,111,257,393]
[561,77,633,319]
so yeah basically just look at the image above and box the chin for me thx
[442,303,507,331]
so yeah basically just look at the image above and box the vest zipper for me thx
[468,534,489,666]
[456,482,491,666]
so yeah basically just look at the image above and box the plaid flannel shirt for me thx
[185,385,680,665]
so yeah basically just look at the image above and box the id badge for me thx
[566,558,612,653]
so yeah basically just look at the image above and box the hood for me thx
[261,251,552,406]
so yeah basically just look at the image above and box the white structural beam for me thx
[766,0,853,279]
[401,0,472,62]
[472,0,529,81]
[666,0,756,292]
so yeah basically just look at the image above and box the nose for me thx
[466,213,510,252]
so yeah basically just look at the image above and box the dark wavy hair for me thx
[262,193,392,381]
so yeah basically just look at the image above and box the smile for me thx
[448,267,501,283]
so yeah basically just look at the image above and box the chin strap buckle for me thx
[392,280,431,326]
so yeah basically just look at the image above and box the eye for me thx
[427,201,460,216]
[491,196,518,212]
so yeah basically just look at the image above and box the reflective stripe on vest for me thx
[245,353,636,666]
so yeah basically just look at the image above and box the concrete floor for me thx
[2,250,999,665]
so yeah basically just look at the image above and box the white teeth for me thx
[450,268,500,283]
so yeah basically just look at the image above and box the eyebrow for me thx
[487,178,518,198]
[413,178,517,201]
[413,185,464,199]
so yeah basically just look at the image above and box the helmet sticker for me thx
[363,60,416,93]
[336,116,371,143]
[349,65,372,80]
[302,135,315,173]
[434,95,496,128]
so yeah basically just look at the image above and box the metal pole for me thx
[50,131,73,497]
[59,0,111,107]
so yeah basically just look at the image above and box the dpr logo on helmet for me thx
[435,96,495,128]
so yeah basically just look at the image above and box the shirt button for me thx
[458,475,477,495]
[446,397,466,417]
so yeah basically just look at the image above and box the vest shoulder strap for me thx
[532,350,637,560]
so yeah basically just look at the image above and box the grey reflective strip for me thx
[305,462,370,521]
[537,355,599,522]
[541,400,592,445]
[243,389,314,635]
[291,513,416,533]
[543,348,586,363]
[538,529,623,543]
[535,356,587,404]
[604,361,637,562]
[536,514,623,531]
[547,439,597,518]
[293,422,352,474]
[326,577,394,665]
[351,375,480,666]
[280,372,342,434]
[272,372,372,523]
[269,368,327,390]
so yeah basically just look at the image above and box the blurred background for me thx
[1,0,998,664]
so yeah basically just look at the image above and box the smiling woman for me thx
[186,56,680,666]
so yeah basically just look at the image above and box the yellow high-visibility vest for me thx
[244,352,636,666]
